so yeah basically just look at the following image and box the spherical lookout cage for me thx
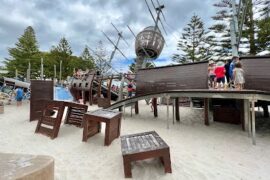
[135,26,165,59]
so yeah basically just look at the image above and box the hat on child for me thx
[216,61,225,67]
[209,60,214,64]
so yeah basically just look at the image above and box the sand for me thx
[1,101,270,180]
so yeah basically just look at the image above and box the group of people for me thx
[208,56,245,90]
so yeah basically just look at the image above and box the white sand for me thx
[1,101,270,180]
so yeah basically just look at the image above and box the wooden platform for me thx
[0,153,54,180]
[121,131,172,178]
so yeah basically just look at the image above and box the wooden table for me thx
[82,109,122,146]
[121,131,172,178]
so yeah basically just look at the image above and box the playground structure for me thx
[106,55,270,145]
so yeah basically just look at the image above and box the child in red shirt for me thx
[214,61,226,89]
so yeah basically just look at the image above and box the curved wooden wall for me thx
[136,61,209,96]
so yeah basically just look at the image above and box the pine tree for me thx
[241,0,257,55]
[256,1,270,52]
[173,15,211,63]
[50,37,73,79]
[208,1,233,60]
[80,46,95,69]
[93,41,110,75]
[5,26,40,78]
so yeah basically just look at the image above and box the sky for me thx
[0,0,217,72]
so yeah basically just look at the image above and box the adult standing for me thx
[224,59,232,83]
[229,56,240,81]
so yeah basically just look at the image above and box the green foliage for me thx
[80,46,95,69]
[5,26,40,78]
[208,1,233,59]
[50,37,73,78]
[257,17,270,51]
[173,15,212,63]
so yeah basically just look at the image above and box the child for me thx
[15,87,23,106]
[208,60,216,89]
[233,62,245,90]
[214,61,226,89]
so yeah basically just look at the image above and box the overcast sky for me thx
[0,0,217,72]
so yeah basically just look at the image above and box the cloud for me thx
[0,0,217,68]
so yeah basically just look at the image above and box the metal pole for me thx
[109,34,121,63]
[251,100,256,145]
[40,58,44,80]
[166,96,170,129]
[172,99,175,125]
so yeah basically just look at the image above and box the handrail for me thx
[107,89,270,110]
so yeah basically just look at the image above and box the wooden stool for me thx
[82,109,122,146]
[121,131,172,178]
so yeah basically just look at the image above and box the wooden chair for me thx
[35,101,65,139]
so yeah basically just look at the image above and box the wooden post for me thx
[59,60,62,85]
[118,74,124,101]
[135,101,139,114]
[204,98,209,126]
[82,91,86,104]
[175,97,180,121]
[153,98,158,117]
[251,100,256,145]
[262,104,269,118]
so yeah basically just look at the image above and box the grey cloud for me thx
[0,0,217,64]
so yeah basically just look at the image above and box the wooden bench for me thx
[82,109,122,146]
[121,131,172,178]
